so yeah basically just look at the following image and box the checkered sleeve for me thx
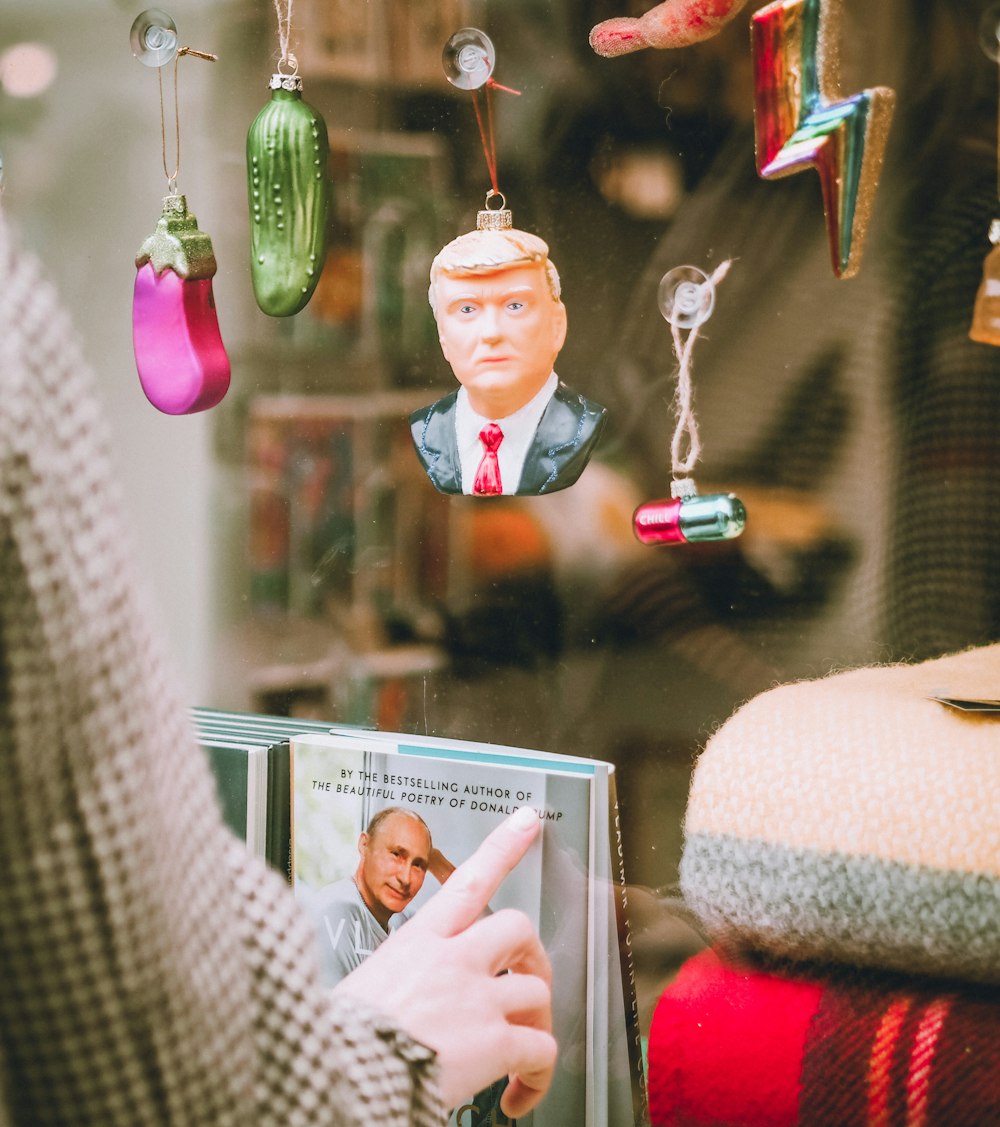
[0,215,446,1126]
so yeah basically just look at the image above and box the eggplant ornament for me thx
[246,73,330,317]
[132,194,231,415]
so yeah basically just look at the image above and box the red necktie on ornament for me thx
[473,422,504,495]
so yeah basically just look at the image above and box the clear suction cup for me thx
[658,265,716,329]
[442,27,496,90]
[130,9,179,67]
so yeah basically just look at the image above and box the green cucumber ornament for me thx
[247,1,330,318]
[247,71,329,316]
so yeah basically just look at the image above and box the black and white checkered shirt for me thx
[0,215,446,1126]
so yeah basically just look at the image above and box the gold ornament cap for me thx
[477,190,512,231]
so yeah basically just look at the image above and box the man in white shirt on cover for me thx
[311,806,454,986]
[411,226,607,496]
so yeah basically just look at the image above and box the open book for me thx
[192,709,645,1125]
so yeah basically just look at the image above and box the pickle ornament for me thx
[247,73,330,317]
[132,194,231,415]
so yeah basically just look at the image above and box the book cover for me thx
[292,730,640,1126]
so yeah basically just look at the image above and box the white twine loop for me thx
[273,0,296,72]
[669,258,731,477]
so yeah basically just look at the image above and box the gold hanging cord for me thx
[157,45,217,193]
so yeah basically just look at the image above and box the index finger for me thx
[409,806,541,937]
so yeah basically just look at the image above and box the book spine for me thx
[609,770,649,1126]
[267,741,293,882]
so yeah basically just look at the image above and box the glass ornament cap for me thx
[477,190,513,230]
[443,28,496,90]
[633,492,746,545]
[658,265,716,328]
[130,9,179,67]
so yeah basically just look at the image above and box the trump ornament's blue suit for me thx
[409,381,607,496]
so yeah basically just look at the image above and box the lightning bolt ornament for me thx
[752,0,894,279]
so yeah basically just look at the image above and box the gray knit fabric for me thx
[681,833,1000,984]
[678,644,1000,986]
[0,213,446,1126]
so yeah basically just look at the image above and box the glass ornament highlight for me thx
[442,28,496,91]
[132,195,230,415]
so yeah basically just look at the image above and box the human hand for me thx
[332,807,556,1117]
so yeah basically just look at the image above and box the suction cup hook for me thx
[443,27,496,90]
[130,8,179,67]
[978,3,1000,60]
[658,265,716,330]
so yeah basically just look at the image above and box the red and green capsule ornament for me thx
[632,263,747,547]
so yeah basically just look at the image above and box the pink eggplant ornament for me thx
[132,194,231,415]
[590,0,751,56]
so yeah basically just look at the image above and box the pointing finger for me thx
[408,806,540,937]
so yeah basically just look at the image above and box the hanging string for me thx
[157,56,182,193]
[273,0,298,73]
[471,87,499,195]
[156,47,217,194]
[669,259,731,478]
[471,77,521,196]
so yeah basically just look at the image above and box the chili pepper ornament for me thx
[633,264,747,547]
[133,194,230,415]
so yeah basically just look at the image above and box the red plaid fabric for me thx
[649,949,1000,1126]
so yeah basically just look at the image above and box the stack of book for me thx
[193,708,647,1127]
